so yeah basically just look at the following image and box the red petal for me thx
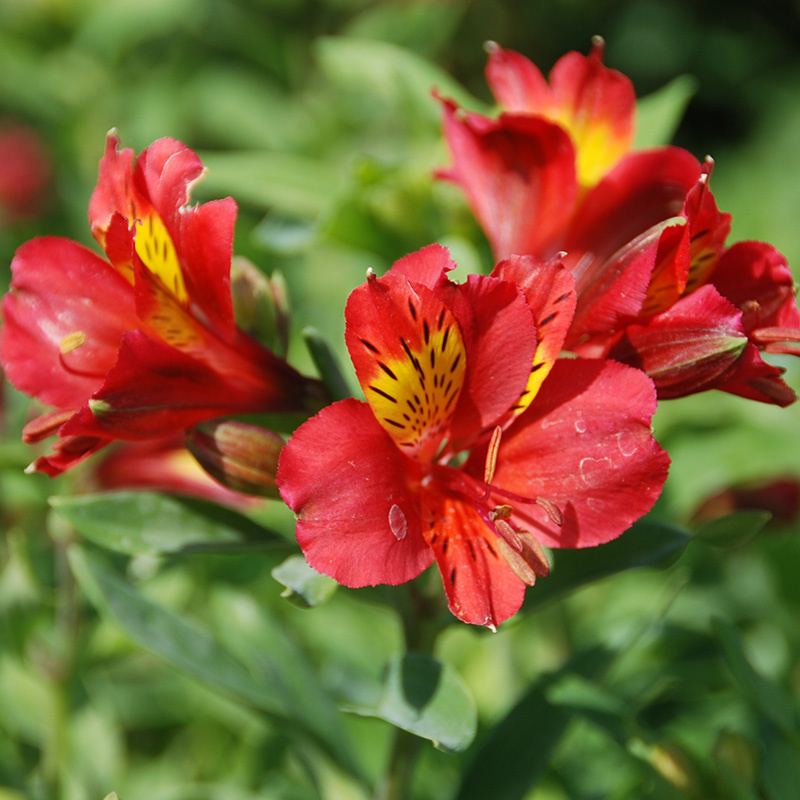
[277,399,434,587]
[88,131,136,246]
[446,274,537,439]
[475,359,669,549]
[174,197,237,338]
[717,343,797,407]
[80,330,309,439]
[389,243,457,291]
[26,429,111,477]
[492,254,577,412]
[133,137,205,226]
[423,492,525,628]
[713,241,800,334]
[563,147,701,273]
[485,44,550,113]
[0,237,138,409]
[549,41,636,185]
[566,220,668,348]
[438,98,576,259]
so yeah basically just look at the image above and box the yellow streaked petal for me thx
[134,213,188,304]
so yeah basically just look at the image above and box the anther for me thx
[536,497,564,526]
[484,425,502,486]
[60,331,86,355]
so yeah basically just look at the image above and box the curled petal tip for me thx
[590,35,606,58]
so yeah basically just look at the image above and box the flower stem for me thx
[374,726,423,800]
[374,580,444,800]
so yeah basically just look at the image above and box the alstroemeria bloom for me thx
[437,42,699,265]
[438,46,799,405]
[483,37,635,189]
[585,161,800,405]
[277,245,669,628]
[0,133,319,475]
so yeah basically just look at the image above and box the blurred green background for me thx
[2,1,800,798]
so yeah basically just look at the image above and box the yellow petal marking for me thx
[134,213,188,305]
[364,310,466,463]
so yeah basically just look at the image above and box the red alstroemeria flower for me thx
[600,162,800,405]
[483,38,635,189]
[437,45,800,405]
[0,132,319,476]
[0,124,52,225]
[277,245,669,628]
[437,43,699,265]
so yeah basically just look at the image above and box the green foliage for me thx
[1,0,799,798]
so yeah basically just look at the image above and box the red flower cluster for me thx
[437,40,800,405]
[0,133,319,476]
[3,42,797,628]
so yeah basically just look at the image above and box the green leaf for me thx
[345,653,477,753]
[713,617,800,746]
[271,555,338,608]
[315,36,488,124]
[634,75,698,149]
[303,326,354,401]
[208,588,361,778]
[525,518,692,610]
[197,151,339,217]
[68,546,288,712]
[67,547,359,776]
[694,511,771,548]
[455,646,614,800]
[49,492,285,556]
[762,725,800,800]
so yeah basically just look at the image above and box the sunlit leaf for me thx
[345,653,477,753]
[634,75,698,149]
[315,36,488,124]
[50,492,286,556]
[271,554,338,608]
[197,151,340,216]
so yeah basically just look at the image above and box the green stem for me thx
[374,580,444,800]
[374,726,423,800]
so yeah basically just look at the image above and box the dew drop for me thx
[389,504,407,540]
[616,431,638,457]
[574,419,586,433]
[579,456,612,488]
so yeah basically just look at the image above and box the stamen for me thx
[536,497,564,526]
[484,425,502,486]
[60,331,86,355]
[494,518,523,554]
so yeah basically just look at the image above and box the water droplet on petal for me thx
[389,504,407,540]
[616,431,638,457]
[574,419,586,433]
[579,456,612,488]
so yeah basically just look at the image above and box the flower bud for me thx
[230,256,290,357]
[186,420,284,498]
[608,284,748,399]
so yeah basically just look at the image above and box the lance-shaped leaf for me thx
[68,547,359,774]
[50,491,285,555]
